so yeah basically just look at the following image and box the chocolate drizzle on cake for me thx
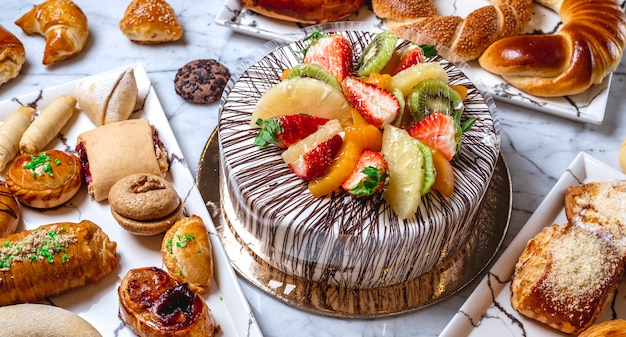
[218,30,500,289]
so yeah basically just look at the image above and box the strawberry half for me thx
[282,119,344,180]
[406,112,460,161]
[342,149,388,197]
[342,76,400,129]
[394,44,426,74]
[303,31,353,82]
[254,115,330,148]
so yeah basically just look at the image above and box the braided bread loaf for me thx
[478,0,626,97]
[373,0,534,61]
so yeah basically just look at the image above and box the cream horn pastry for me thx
[19,95,77,155]
[0,106,35,172]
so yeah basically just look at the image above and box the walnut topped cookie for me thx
[109,173,183,236]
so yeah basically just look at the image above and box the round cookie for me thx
[174,59,231,104]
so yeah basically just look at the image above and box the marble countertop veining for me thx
[2,1,626,336]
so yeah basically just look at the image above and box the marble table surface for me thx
[2,1,626,336]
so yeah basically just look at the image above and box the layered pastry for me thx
[217,30,500,289]
[118,267,219,337]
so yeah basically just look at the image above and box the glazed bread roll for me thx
[119,0,183,44]
[0,181,20,238]
[510,223,625,334]
[0,303,101,337]
[238,0,367,24]
[6,150,82,209]
[0,220,118,307]
[373,0,534,61]
[118,267,220,337]
[15,0,89,65]
[161,215,214,294]
[76,119,169,201]
[75,68,138,126]
[0,25,26,87]
[478,0,626,97]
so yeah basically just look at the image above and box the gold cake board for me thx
[196,130,511,318]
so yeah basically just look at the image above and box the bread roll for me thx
[15,0,88,65]
[75,68,138,126]
[0,303,101,337]
[239,0,367,24]
[0,220,118,306]
[0,25,26,87]
[119,0,183,44]
[478,0,626,96]
[118,267,220,337]
[510,223,625,334]
[161,215,214,294]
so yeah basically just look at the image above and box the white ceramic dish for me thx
[216,0,621,125]
[440,152,626,337]
[0,64,263,337]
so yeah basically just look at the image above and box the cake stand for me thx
[196,130,512,318]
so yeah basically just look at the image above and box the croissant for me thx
[0,25,26,86]
[373,0,534,61]
[478,0,626,97]
[15,0,88,65]
[19,94,77,155]
[0,220,118,306]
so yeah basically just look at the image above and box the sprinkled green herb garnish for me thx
[0,227,76,271]
[23,152,57,179]
[176,234,195,248]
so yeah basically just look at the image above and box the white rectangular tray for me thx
[0,63,263,337]
[441,152,626,336]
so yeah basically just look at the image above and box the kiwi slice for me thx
[286,64,342,90]
[417,140,435,195]
[355,31,398,77]
[406,78,463,121]
[391,87,406,127]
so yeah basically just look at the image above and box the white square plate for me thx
[216,0,623,125]
[441,152,626,336]
[0,63,263,337]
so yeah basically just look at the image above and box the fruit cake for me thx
[218,29,500,289]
